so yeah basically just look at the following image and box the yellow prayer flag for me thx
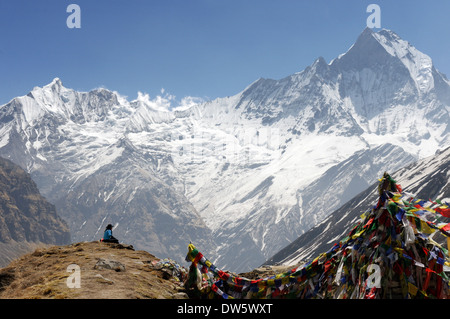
[420,220,434,234]
[351,229,365,239]
[385,235,391,246]
[408,282,418,297]
[447,237,450,257]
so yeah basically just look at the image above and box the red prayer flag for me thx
[193,252,203,264]
[441,223,450,232]
[436,207,450,218]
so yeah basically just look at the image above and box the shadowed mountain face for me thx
[0,157,70,266]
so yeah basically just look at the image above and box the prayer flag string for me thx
[185,173,450,299]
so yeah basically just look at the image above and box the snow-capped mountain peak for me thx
[44,77,63,89]
[333,28,441,99]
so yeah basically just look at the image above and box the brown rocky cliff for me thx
[0,156,71,266]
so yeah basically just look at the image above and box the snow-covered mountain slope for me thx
[0,28,449,272]
[265,146,450,267]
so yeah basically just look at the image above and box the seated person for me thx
[102,224,119,243]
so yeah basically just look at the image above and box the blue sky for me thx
[1,0,449,105]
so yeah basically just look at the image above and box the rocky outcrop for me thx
[0,241,188,299]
